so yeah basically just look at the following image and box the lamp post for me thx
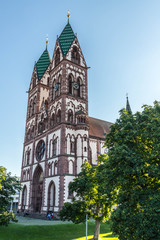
[84,210,90,240]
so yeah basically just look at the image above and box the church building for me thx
[18,15,112,214]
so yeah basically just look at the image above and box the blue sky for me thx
[1,0,160,176]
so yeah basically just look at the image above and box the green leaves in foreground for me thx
[0,167,21,226]
[103,101,160,240]
[59,161,116,240]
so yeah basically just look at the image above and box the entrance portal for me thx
[32,165,43,212]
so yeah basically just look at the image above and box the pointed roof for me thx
[126,96,132,114]
[58,23,76,56]
[36,48,51,81]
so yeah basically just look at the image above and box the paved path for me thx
[12,216,72,225]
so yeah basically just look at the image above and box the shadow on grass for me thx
[0,222,118,240]
[73,232,119,240]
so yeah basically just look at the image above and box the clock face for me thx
[54,83,59,91]
[36,140,45,161]
[73,82,79,89]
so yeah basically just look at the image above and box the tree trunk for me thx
[93,219,100,240]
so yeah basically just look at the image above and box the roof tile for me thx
[58,23,75,56]
[36,49,51,81]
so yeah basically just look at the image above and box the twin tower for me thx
[18,19,111,214]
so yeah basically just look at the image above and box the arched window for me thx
[52,139,57,156]
[27,150,30,165]
[31,126,34,139]
[71,141,75,153]
[48,163,52,176]
[71,46,80,64]
[27,170,30,180]
[38,122,45,133]
[54,161,58,175]
[29,100,33,118]
[45,100,48,111]
[68,110,73,123]
[52,80,56,100]
[89,147,92,164]
[77,77,82,98]
[68,182,73,199]
[56,110,61,124]
[33,97,36,115]
[57,75,61,96]
[31,100,34,116]
[48,182,55,211]
[55,48,60,67]
[69,161,74,174]
[77,116,86,124]
[68,75,73,95]
[50,113,55,127]
[22,186,27,211]
[33,77,36,88]
[27,129,30,141]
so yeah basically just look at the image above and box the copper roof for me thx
[88,116,112,139]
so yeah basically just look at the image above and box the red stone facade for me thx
[18,21,112,214]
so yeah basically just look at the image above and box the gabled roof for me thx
[58,23,75,56]
[36,48,51,81]
[88,117,112,139]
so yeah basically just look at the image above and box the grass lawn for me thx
[0,222,118,240]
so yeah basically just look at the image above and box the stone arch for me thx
[22,185,27,211]
[32,165,43,212]
[48,181,56,211]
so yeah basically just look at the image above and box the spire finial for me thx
[67,10,70,22]
[46,34,48,48]
[126,93,132,114]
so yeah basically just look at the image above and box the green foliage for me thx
[0,221,118,240]
[59,161,116,240]
[0,166,6,190]
[59,200,87,224]
[0,167,21,226]
[103,101,160,240]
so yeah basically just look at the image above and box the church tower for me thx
[18,15,91,214]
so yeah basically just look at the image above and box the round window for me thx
[36,140,45,161]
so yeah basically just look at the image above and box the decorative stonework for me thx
[19,21,111,215]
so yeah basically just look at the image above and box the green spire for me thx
[36,48,51,81]
[58,23,75,56]
[126,94,132,114]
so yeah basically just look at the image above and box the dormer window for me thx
[55,48,60,67]
[71,46,80,64]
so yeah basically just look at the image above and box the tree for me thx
[103,102,160,240]
[0,167,21,226]
[59,161,116,240]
